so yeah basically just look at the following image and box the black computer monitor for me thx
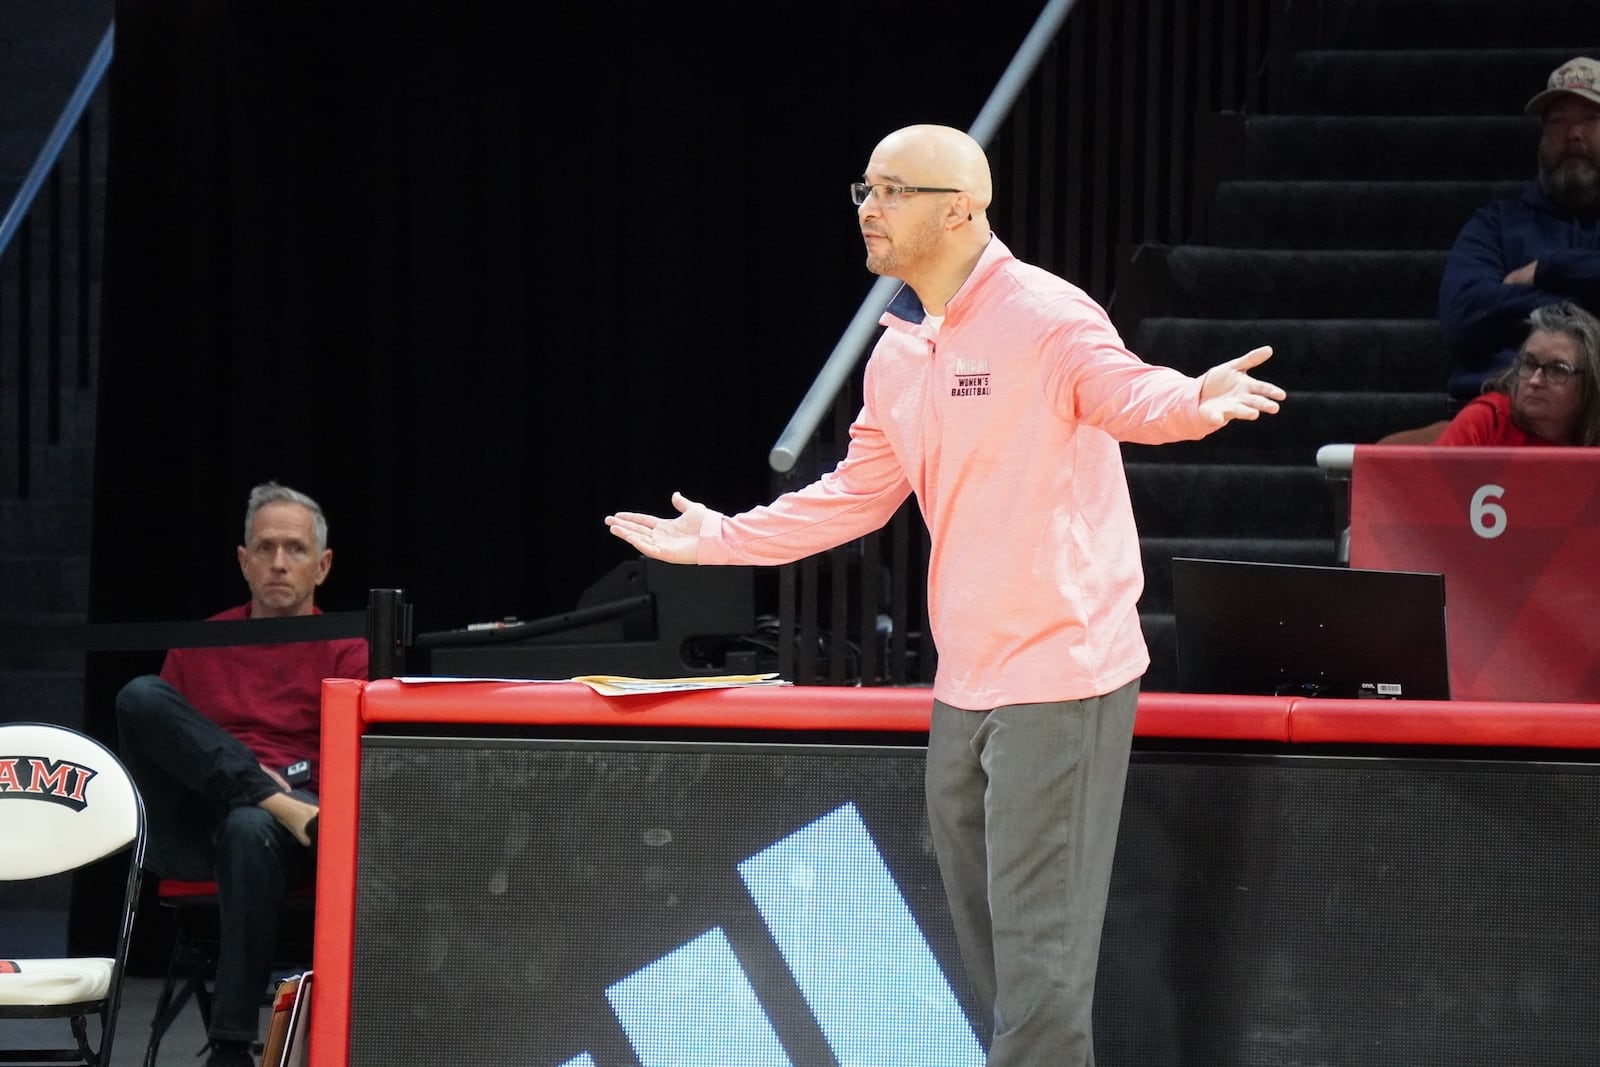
[1171,557,1450,700]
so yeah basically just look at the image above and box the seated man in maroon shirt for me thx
[116,481,367,1067]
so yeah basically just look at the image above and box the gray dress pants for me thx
[926,678,1139,1067]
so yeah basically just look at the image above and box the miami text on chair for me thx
[0,721,146,1067]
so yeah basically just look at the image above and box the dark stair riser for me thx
[1127,463,1336,540]
[1228,115,1538,181]
[1282,47,1600,116]
[1286,0,1600,51]
[1139,537,1338,615]
[1210,180,1525,250]
[1133,317,1452,393]
[1122,391,1457,464]
[1136,248,1446,319]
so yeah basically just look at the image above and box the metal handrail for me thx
[766,0,1080,474]
[0,23,114,258]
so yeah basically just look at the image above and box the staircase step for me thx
[1143,247,1445,319]
[1231,115,1536,181]
[1210,180,1524,250]
[1139,537,1339,615]
[1131,317,1452,394]
[1122,391,1457,465]
[1290,0,1600,51]
[1128,3,1600,696]
[1126,462,1335,540]
[1281,46,1599,116]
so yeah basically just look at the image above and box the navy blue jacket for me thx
[1438,179,1600,400]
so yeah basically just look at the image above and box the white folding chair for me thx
[0,721,146,1066]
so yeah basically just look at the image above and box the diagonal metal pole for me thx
[767,0,1080,473]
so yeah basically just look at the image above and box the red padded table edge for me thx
[356,677,935,731]
[1134,691,1291,741]
[1287,697,1600,748]
[351,679,1296,739]
[309,680,1600,1067]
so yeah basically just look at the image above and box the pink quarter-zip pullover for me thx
[698,237,1219,709]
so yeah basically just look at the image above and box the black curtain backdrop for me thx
[92,0,1040,647]
[87,0,1042,967]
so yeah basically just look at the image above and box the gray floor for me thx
[2,974,275,1067]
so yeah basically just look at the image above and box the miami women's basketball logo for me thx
[950,356,991,398]
[0,755,99,812]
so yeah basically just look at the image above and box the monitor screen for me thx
[1171,557,1450,700]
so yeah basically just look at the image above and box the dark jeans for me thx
[116,674,315,1043]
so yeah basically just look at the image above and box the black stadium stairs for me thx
[1115,0,1600,691]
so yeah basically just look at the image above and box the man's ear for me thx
[315,548,333,586]
[949,193,973,227]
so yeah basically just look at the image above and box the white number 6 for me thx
[1470,483,1506,539]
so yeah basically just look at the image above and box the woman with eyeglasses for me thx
[1435,301,1600,445]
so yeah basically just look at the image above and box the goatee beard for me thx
[1542,158,1600,217]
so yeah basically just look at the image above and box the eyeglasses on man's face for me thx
[849,182,961,207]
[1515,352,1583,386]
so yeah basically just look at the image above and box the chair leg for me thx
[142,887,312,1064]
[68,1012,94,1065]
[194,967,213,1032]
[144,930,216,1067]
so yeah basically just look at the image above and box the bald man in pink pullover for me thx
[607,123,1284,1067]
